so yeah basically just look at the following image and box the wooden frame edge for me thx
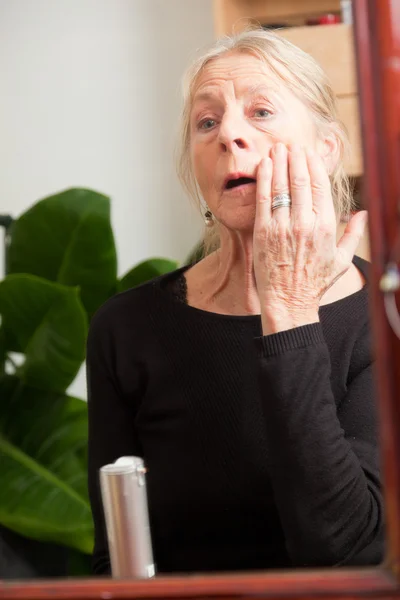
[352,0,400,582]
[0,566,396,600]
[1,2,400,599]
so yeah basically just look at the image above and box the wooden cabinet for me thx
[280,24,362,176]
[278,23,356,96]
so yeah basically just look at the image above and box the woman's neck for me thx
[185,223,364,316]
[186,229,262,316]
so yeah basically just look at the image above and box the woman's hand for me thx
[253,142,368,335]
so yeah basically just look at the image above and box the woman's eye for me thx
[199,119,216,130]
[254,109,272,118]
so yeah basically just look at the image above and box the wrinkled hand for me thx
[253,143,368,334]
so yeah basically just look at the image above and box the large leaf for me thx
[0,377,89,498]
[117,258,178,293]
[7,188,117,317]
[0,328,6,377]
[0,274,87,393]
[0,376,93,553]
[0,438,93,553]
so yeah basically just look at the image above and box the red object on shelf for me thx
[306,13,341,25]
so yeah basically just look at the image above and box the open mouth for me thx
[225,176,256,190]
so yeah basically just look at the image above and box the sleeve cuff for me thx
[255,322,325,358]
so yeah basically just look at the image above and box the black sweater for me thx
[87,255,384,575]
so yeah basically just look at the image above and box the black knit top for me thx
[87,255,384,575]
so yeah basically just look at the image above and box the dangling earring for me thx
[204,206,214,228]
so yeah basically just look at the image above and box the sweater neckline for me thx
[155,255,369,322]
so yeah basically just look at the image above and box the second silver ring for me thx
[271,193,292,211]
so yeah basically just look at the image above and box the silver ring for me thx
[272,193,292,211]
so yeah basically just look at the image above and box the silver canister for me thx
[100,456,155,579]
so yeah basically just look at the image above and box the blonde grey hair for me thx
[176,28,354,253]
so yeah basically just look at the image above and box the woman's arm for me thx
[255,322,384,567]
[87,306,141,575]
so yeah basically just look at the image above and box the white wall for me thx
[0,0,214,398]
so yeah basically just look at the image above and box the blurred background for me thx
[0,0,214,401]
[0,0,369,581]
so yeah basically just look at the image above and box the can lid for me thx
[100,456,144,475]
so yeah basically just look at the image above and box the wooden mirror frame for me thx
[1,1,400,598]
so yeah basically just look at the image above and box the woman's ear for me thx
[317,127,341,175]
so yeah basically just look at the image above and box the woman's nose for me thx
[220,137,248,152]
[218,114,251,153]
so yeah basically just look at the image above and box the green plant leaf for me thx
[0,274,87,392]
[7,188,117,318]
[0,437,93,553]
[0,328,6,377]
[0,376,89,499]
[117,258,178,293]
[0,376,93,553]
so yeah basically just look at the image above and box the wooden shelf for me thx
[278,24,356,96]
[213,0,341,36]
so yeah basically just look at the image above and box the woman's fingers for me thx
[255,156,273,229]
[271,143,290,223]
[288,145,313,223]
[256,144,337,243]
[305,148,336,224]
[337,210,368,263]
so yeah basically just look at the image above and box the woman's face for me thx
[190,52,322,231]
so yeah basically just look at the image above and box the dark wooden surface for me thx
[1,1,400,598]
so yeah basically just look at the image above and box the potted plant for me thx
[0,188,178,577]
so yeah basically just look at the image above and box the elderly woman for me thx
[87,28,384,575]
